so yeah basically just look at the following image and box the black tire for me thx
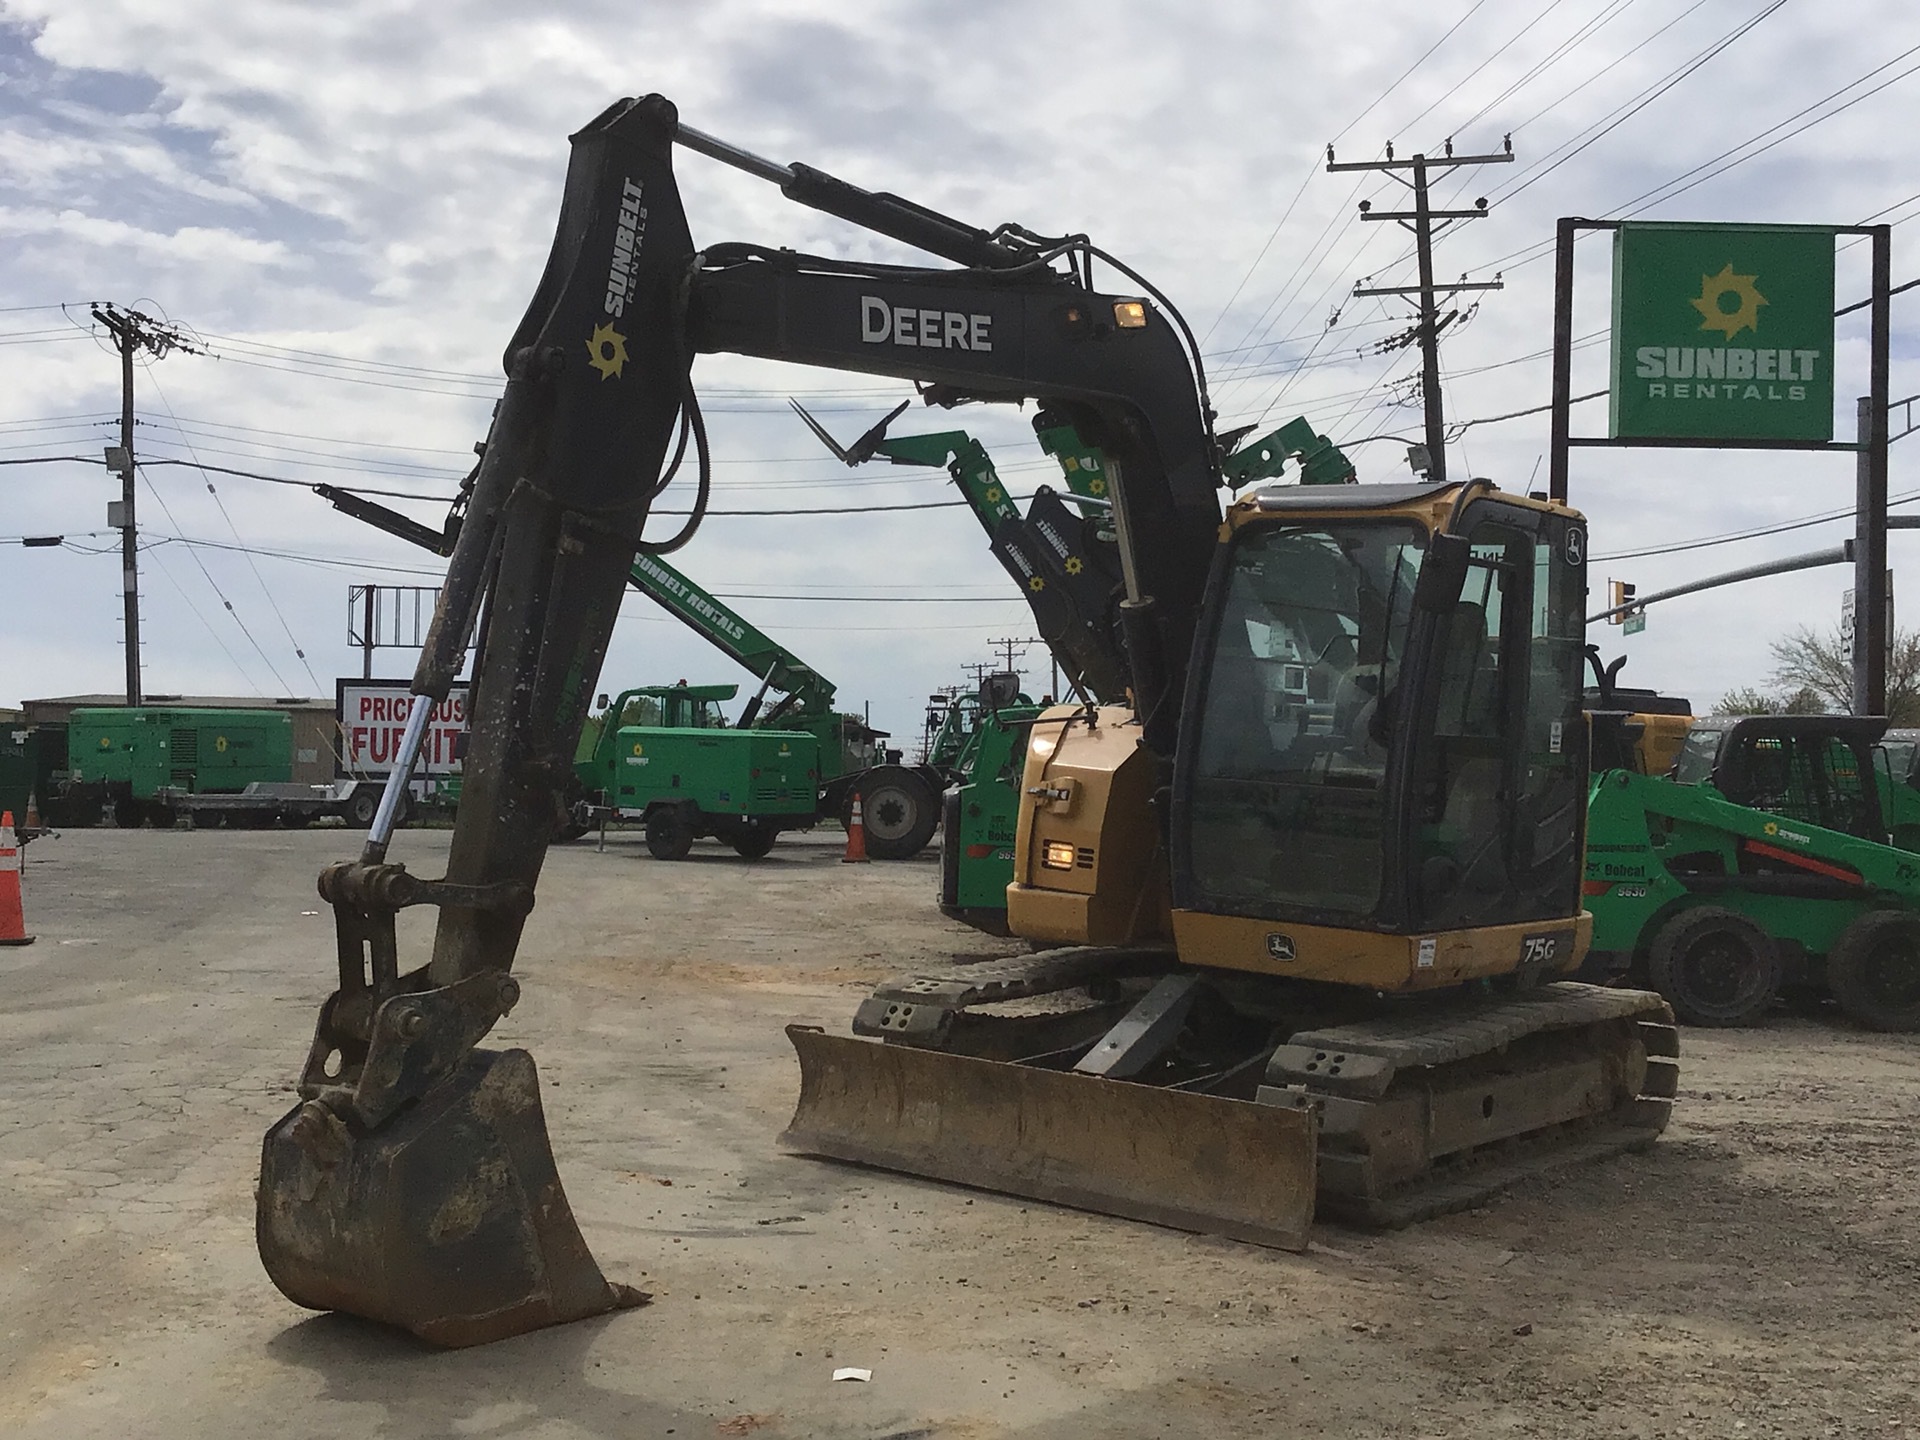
[1825,909,1920,1032]
[645,807,695,861]
[730,820,778,860]
[854,764,940,861]
[1647,905,1781,1027]
[112,797,142,830]
[347,790,379,827]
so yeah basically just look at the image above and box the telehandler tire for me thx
[1647,905,1780,1027]
[853,764,939,861]
[1825,909,1920,1032]
[645,807,695,861]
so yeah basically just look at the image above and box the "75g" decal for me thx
[1520,932,1570,967]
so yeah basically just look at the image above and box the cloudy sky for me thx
[3,0,1916,742]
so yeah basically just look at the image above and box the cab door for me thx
[1406,503,1586,931]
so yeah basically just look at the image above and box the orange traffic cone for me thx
[841,794,869,864]
[24,790,42,833]
[0,811,34,946]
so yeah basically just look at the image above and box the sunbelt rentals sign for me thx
[1610,222,1836,443]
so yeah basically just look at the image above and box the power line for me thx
[1199,0,1496,349]
[143,368,325,692]
[1465,11,1901,279]
[1593,491,1920,563]
[141,545,273,694]
[1360,0,1779,290]
[131,461,296,694]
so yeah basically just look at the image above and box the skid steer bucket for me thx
[781,1026,1317,1249]
[257,1047,646,1347]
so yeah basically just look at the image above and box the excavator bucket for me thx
[257,1048,647,1347]
[781,1026,1317,1249]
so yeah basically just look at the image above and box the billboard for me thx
[335,679,470,777]
[1610,222,1836,442]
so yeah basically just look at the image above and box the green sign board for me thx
[1610,222,1835,443]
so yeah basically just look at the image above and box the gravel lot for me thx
[3,826,1917,1439]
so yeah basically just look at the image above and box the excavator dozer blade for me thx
[256,1048,647,1347]
[781,1025,1317,1250]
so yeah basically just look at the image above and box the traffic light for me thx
[1607,579,1636,625]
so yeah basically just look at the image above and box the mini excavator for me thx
[256,95,1676,1347]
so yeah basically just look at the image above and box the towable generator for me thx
[256,96,1674,1347]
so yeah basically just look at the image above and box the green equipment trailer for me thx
[62,706,293,828]
[316,486,948,860]
[614,552,946,859]
[572,684,821,859]
[1582,713,1920,1031]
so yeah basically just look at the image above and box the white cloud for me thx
[1,0,1918,731]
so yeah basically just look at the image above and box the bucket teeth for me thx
[256,1047,646,1347]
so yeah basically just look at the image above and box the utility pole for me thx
[90,305,201,706]
[1329,138,1514,485]
[986,636,1032,677]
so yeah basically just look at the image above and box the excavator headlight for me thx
[1113,300,1149,329]
[1041,840,1077,871]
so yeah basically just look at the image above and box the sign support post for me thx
[1853,227,1894,714]
[1549,219,1891,713]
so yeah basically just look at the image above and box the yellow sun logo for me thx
[586,322,629,380]
[1764,821,1779,836]
[985,486,1003,504]
[1064,556,1084,575]
[1087,477,1107,496]
[1028,576,1046,592]
[1690,264,1767,340]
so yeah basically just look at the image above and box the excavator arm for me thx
[258,93,1224,1347]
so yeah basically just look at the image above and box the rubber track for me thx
[1287,983,1680,1228]
[868,946,1174,1008]
[1323,1120,1670,1229]
[1285,982,1674,1070]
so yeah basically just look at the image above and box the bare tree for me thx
[1754,625,1920,724]
[1713,684,1827,716]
